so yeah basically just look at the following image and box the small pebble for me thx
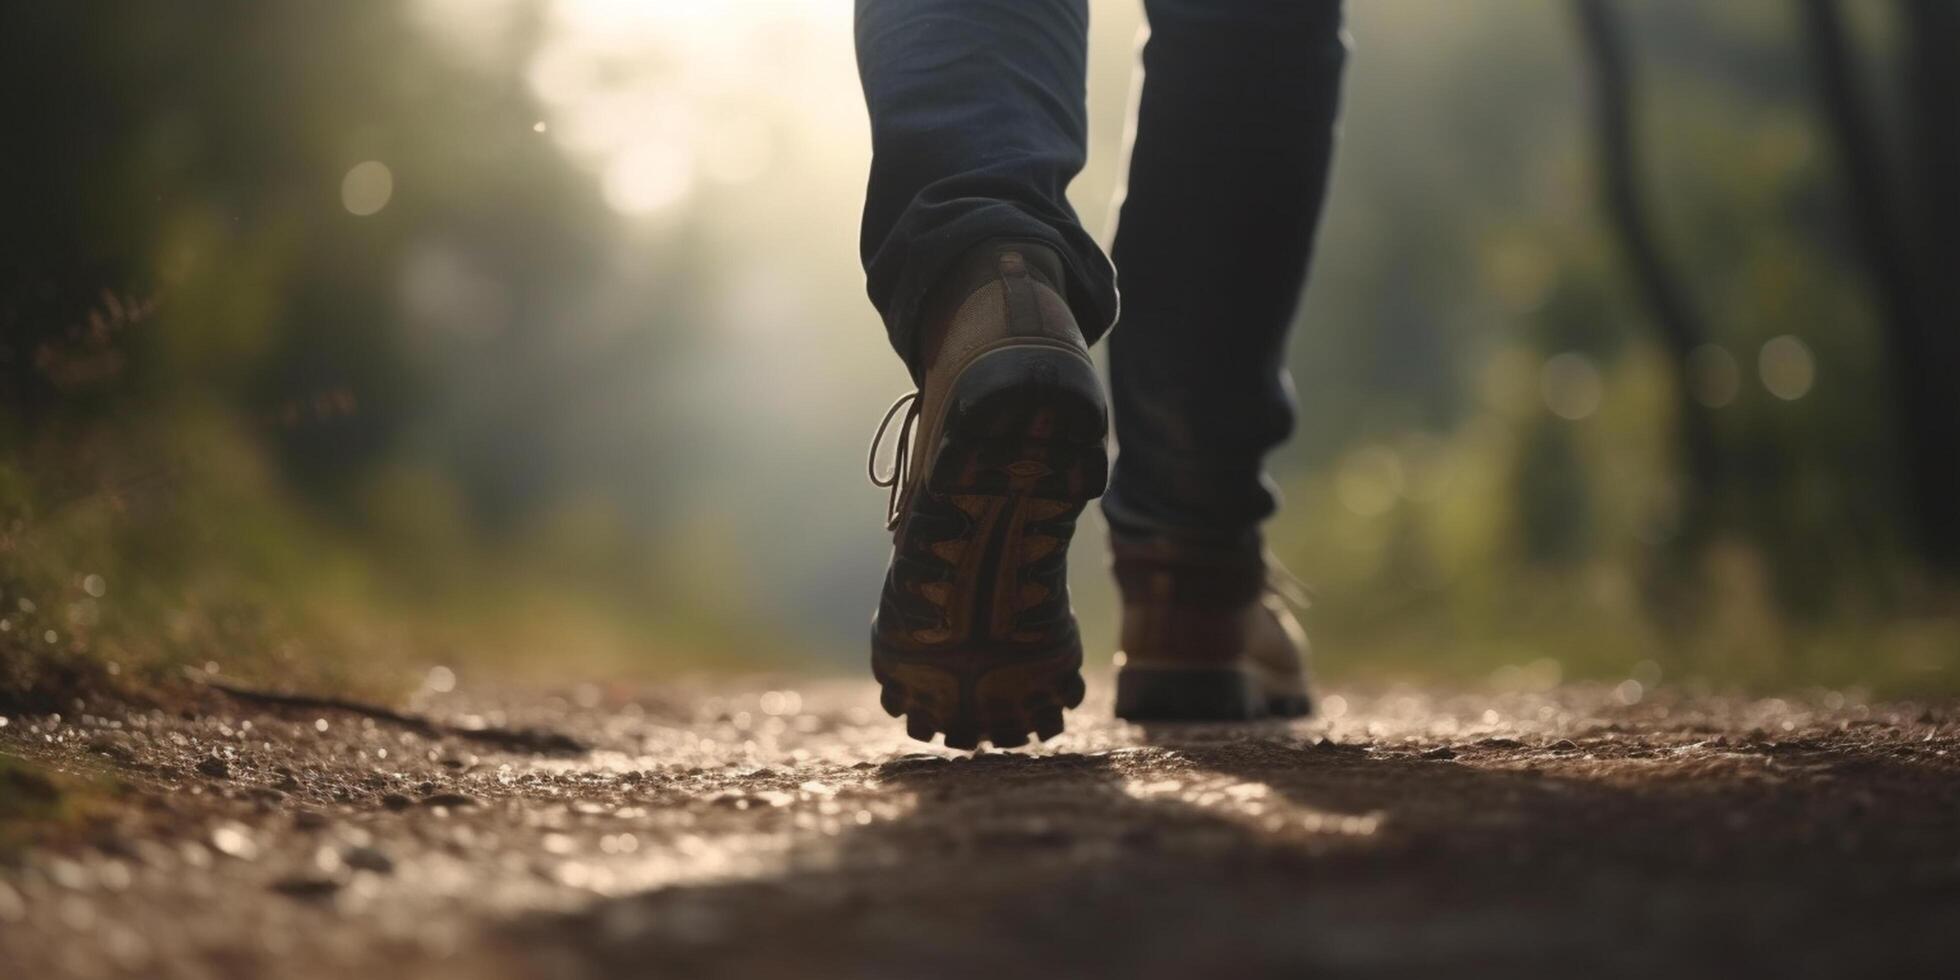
[344,846,395,874]
[89,738,133,762]
[270,875,342,899]
[209,823,259,860]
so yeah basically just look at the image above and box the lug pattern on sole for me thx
[873,647,1084,750]
[872,383,1104,750]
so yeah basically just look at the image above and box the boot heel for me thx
[932,344,1108,501]
[1115,667,1267,722]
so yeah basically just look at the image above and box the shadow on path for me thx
[487,725,1959,980]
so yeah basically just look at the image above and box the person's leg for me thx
[856,0,1114,748]
[1103,0,1345,722]
[1103,0,1346,546]
[855,0,1118,379]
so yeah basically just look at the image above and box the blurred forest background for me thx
[3,0,1956,705]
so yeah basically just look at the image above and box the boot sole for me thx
[873,344,1107,750]
[1114,666,1314,722]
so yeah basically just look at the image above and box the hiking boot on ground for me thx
[868,240,1108,749]
[1111,534,1313,722]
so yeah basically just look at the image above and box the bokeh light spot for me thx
[1540,352,1603,420]
[1758,335,1815,401]
[341,161,394,216]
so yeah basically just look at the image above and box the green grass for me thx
[1,409,788,711]
[0,754,121,858]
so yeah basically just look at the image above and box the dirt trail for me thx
[1,677,1956,979]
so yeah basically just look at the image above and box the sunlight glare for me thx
[603,139,694,214]
[519,0,843,221]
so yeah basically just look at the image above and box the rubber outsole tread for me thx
[872,347,1105,750]
[1113,666,1315,723]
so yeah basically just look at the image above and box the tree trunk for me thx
[1799,0,1960,577]
[1895,0,1960,573]
[1571,0,1722,553]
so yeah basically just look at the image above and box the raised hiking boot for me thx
[867,240,1108,749]
[1111,534,1313,722]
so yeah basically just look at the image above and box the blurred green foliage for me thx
[1267,1,1956,692]
[0,1,756,699]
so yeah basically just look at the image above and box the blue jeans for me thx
[856,0,1346,545]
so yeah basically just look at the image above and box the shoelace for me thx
[866,390,921,530]
[870,389,1316,602]
[1264,550,1316,611]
